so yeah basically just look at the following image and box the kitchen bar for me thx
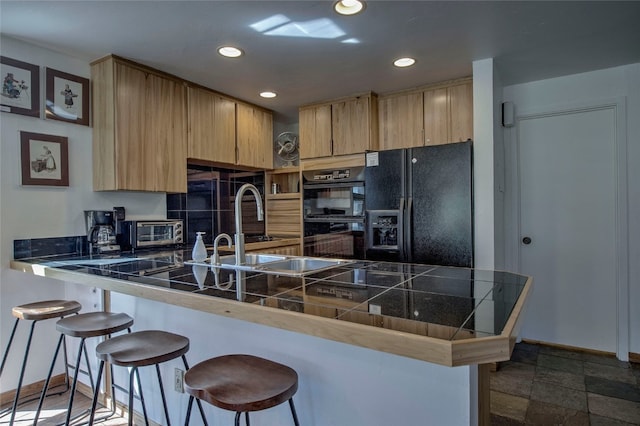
[10,249,531,425]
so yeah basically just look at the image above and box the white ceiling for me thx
[1,1,639,124]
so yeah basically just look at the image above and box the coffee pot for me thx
[84,210,120,254]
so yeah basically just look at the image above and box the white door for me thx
[517,106,619,353]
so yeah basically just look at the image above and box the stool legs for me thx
[231,402,299,426]
[6,320,37,425]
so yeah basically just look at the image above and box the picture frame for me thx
[20,131,69,187]
[45,67,89,126]
[0,56,40,118]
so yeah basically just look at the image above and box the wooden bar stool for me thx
[0,299,82,424]
[184,354,300,426]
[33,311,134,425]
[88,330,206,426]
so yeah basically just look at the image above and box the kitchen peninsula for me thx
[10,250,531,425]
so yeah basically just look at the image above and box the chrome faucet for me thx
[234,183,264,265]
[212,233,232,265]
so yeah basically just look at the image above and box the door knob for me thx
[522,237,532,245]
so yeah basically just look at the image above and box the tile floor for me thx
[490,342,640,425]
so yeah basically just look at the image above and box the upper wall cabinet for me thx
[91,56,188,192]
[378,78,473,150]
[378,91,424,150]
[187,86,236,164]
[299,104,332,159]
[299,93,378,160]
[236,102,273,169]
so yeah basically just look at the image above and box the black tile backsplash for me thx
[167,164,265,245]
[14,236,88,259]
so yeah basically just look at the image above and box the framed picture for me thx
[0,56,40,117]
[20,131,69,187]
[45,67,89,126]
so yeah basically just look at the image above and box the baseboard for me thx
[1,375,161,426]
[522,339,640,363]
[0,374,67,406]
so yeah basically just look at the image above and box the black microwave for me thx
[118,220,184,251]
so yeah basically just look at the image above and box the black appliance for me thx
[364,140,473,267]
[302,167,365,259]
[118,220,184,251]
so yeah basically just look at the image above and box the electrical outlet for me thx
[174,368,184,393]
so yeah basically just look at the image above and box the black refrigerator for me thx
[364,140,473,267]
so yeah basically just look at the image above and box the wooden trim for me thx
[10,260,530,367]
[478,364,491,426]
[0,374,66,406]
[378,76,473,99]
[630,352,640,364]
[301,153,365,171]
[521,338,636,361]
[91,54,272,116]
[299,91,376,110]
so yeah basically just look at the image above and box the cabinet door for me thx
[332,96,371,156]
[147,74,187,192]
[187,87,236,164]
[423,87,449,146]
[236,103,273,168]
[378,92,423,150]
[448,82,473,143]
[299,104,332,159]
[114,63,148,190]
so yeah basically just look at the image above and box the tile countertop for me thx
[10,249,532,367]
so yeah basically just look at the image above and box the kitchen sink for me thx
[217,253,287,266]
[186,254,352,277]
[256,257,353,277]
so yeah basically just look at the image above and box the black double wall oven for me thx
[302,167,365,259]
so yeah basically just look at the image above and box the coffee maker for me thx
[84,210,121,254]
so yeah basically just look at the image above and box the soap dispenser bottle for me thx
[192,232,207,262]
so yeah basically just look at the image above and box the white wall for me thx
[502,63,640,355]
[108,292,476,426]
[0,36,166,391]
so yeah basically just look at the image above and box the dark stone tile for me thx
[514,341,540,353]
[585,362,637,385]
[585,375,640,402]
[589,413,638,425]
[530,381,587,411]
[491,370,534,398]
[166,192,185,211]
[524,400,589,425]
[539,345,584,361]
[511,347,539,365]
[497,361,537,379]
[13,239,32,259]
[535,366,586,391]
[582,352,632,369]
[537,353,584,375]
[491,390,529,422]
[588,393,640,424]
[491,414,525,425]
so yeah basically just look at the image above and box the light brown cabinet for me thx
[378,91,424,150]
[187,87,236,164]
[91,56,187,192]
[378,79,473,150]
[299,104,332,159]
[299,93,378,160]
[236,103,273,169]
[265,168,302,238]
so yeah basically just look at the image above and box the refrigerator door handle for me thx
[406,197,413,263]
[399,197,405,260]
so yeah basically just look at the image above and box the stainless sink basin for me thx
[217,253,287,266]
[187,254,351,277]
[257,257,352,276]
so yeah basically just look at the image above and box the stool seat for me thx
[95,330,190,367]
[12,299,81,321]
[56,311,133,338]
[184,354,299,413]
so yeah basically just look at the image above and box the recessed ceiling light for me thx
[334,0,365,16]
[217,46,243,58]
[393,57,416,68]
[260,91,277,98]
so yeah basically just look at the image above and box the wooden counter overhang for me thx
[10,259,532,367]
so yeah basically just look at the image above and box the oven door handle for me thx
[399,197,405,260]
